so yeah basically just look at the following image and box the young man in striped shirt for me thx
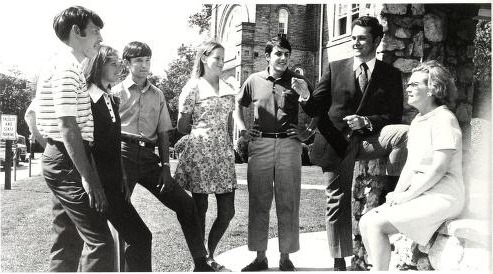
[34,6,113,271]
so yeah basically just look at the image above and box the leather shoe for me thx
[279,259,296,271]
[207,258,231,272]
[241,258,268,272]
[334,258,346,271]
[193,262,215,272]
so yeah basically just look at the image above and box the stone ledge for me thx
[438,218,491,244]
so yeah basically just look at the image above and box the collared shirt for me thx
[88,84,116,122]
[35,45,94,142]
[353,57,376,80]
[112,76,173,143]
[196,77,237,100]
[237,68,312,132]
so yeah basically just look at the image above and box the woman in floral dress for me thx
[175,41,237,271]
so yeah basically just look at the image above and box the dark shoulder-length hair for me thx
[191,40,224,79]
[412,60,457,107]
[88,45,119,91]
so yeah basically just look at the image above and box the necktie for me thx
[357,62,369,93]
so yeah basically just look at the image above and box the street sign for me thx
[1,114,17,140]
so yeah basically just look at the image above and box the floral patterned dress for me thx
[174,78,238,194]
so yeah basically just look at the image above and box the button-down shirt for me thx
[353,57,376,80]
[237,68,312,132]
[111,76,173,143]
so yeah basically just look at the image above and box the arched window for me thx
[278,8,289,35]
[222,6,242,61]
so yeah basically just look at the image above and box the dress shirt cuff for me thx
[298,93,310,102]
[363,116,373,131]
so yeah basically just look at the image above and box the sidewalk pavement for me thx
[236,179,325,190]
[215,231,352,272]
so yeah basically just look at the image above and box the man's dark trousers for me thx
[42,141,114,272]
[121,142,207,259]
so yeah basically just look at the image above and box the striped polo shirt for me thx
[35,47,94,142]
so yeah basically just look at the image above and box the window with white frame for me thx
[278,8,289,35]
[330,4,374,40]
[333,4,360,38]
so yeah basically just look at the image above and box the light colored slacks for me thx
[247,137,302,253]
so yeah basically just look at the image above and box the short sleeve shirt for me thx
[35,47,93,142]
[112,77,173,143]
[237,68,312,132]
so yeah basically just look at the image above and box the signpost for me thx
[1,114,18,190]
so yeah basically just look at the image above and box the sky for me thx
[0,0,205,79]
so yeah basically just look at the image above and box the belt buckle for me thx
[138,140,145,147]
[274,133,279,138]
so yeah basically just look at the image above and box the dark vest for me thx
[90,96,122,188]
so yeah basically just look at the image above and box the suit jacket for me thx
[302,57,403,157]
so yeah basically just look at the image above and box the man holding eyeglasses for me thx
[234,36,313,272]
[293,16,409,271]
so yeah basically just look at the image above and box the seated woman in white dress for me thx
[359,60,465,271]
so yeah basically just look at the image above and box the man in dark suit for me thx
[292,16,409,270]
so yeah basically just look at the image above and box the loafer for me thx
[193,262,215,272]
[207,258,231,272]
[241,258,268,272]
[279,259,296,271]
[333,258,346,271]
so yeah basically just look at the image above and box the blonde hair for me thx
[412,60,457,107]
[191,40,224,79]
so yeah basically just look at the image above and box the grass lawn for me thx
[0,164,327,272]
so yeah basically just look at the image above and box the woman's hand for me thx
[386,191,413,207]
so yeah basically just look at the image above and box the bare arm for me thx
[389,149,455,205]
[24,108,47,148]
[233,102,247,132]
[405,149,455,198]
[59,116,107,212]
[157,130,175,193]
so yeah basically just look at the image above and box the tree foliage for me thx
[157,44,196,145]
[0,71,35,139]
[188,4,212,34]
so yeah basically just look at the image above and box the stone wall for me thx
[350,4,487,271]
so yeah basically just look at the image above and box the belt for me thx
[259,131,289,138]
[46,138,92,146]
[121,136,155,149]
